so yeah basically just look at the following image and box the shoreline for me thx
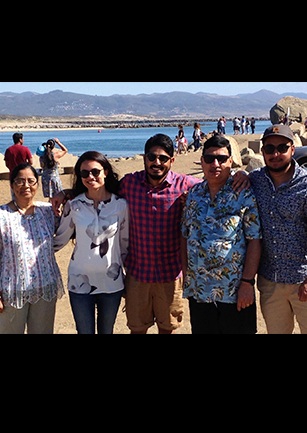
[0,115,271,133]
[0,133,262,177]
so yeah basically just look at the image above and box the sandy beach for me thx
[0,132,300,334]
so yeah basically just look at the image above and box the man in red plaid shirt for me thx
[119,133,200,334]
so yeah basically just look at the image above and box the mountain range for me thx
[0,89,307,119]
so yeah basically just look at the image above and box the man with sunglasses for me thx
[181,134,262,334]
[119,133,201,334]
[242,124,307,334]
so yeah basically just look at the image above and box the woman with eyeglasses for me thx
[0,163,65,334]
[53,151,129,334]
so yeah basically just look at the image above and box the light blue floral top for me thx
[181,177,262,304]
[0,201,64,309]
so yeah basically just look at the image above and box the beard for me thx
[145,164,168,182]
[267,161,291,173]
[147,172,165,181]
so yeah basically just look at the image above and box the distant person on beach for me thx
[177,124,188,154]
[4,132,33,173]
[245,117,250,134]
[234,124,307,334]
[217,117,226,134]
[38,138,68,201]
[0,163,64,334]
[240,116,246,134]
[181,134,262,334]
[232,117,240,135]
[192,122,201,151]
[53,151,129,335]
[250,117,256,134]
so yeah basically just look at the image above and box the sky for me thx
[0,82,306,97]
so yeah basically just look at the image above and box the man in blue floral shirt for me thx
[181,134,262,334]
[248,124,307,334]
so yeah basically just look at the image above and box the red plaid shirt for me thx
[119,170,200,283]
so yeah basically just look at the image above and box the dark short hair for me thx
[12,132,23,144]
[202,134,232,156]
[144,133,174,157]
[10,163,38,186]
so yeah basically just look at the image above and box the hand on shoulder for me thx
[232,170,250,192]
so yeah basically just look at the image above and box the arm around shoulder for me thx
[232,169,250,192]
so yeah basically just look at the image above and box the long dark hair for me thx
[72,151,120,196]
[41,139,56,168]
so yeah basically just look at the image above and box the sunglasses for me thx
[262,143,291,155]
[202,154,230,164]
[14,178,38,186]
[80,168,103,178]
[146,153,171,163]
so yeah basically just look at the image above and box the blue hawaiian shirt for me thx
[181,177,262,304]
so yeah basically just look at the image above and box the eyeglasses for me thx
[80,168,103,178]
[14,178,38,186]
[146,153,171,163]
[262,143,291,155]
[202,154,230,164]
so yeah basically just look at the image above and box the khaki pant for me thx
[257,275,307,334]
[124,274,184,333]
[0,298,57,334]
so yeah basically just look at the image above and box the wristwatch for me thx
[240,277,255,286]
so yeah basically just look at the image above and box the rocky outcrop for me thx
[270,96,307,124]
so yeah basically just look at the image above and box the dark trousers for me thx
[188,297,257,334]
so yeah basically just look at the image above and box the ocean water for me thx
[0,120,272,159]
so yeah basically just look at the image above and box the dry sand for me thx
[0,133,300,334]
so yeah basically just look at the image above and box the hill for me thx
[0,89,306,119]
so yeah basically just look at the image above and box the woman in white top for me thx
[54,151,129,334]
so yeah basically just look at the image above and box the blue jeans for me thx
[69,290,124,334]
